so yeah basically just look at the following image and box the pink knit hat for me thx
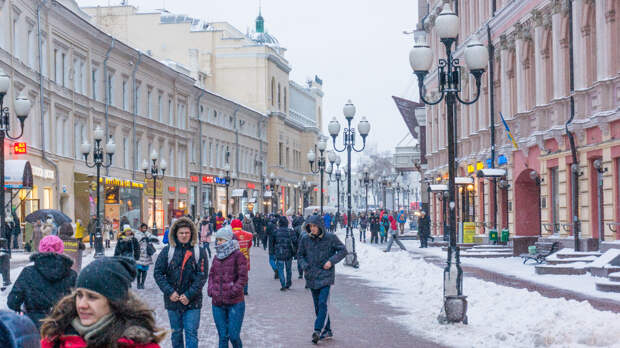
[38,235,64,254]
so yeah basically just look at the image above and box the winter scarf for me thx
[71,313,115,342]
[215,240,240,260]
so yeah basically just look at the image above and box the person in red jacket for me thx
[40,257,165,348]
[231,219,253,295]
[215,211,226,231]
[385,212,407,252]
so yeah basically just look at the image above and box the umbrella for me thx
[25,209,72,225]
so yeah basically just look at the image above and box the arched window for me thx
[277,83,281,110]
[283,88,287,112]
[271,77,275,106]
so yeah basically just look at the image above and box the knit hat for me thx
[76,257,137,302]
[38,235,64,254]
[230,219,243,230]
[123,225,132,232]
[215,225,234,241]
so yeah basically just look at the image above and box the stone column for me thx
[533,10,546,106]
[551,2,566,99]
[514,23,527,114]
[499,34,512,116]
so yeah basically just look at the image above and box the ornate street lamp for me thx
[223,162,236,216]
[0,69,31,286]
[409,3,488,324]
[308,138,336,215]
[141,150,166,236]
[265,172,281,214]
[328,158,345,214]
[359,166,374,215]
[328,100,370,268]
[81,125,116,258]
[299,176,313,211]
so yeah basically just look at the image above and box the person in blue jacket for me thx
[397,209,407,235]
[323,213,331,234]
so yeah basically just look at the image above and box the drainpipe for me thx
[36,0,60,208]
[103,39,115,176]
[233,108,240,184]
[130,52,142,180]
[565,0,580,251]
[196,90,205,215]
[487,24,497,230]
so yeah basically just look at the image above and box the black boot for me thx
[274,270,279,279]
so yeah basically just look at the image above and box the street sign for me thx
[13,142,27,154]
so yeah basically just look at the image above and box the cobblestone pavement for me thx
[139,244,444,348]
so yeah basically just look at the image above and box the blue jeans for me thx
[202,242,212,258]
[276,259,292,288]
[310,286,331,333]
[268,254,277,271]
[167,308,201,348]
[212,302,245,348]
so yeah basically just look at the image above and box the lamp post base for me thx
[94,233,105,258]
[438,246,467,324]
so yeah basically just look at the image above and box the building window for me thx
[122,80,128,111]
[158,95,163,122]
[136,84,141,115]
[12,18,19,60]
[123,137,129,169]
[271,77,275,106]
[278,142,283,166]
[92,67,98,100]
[107,72,114,106]
[147,89,152,118]
[283,88,287,112]
[550,167,560,235]
[41,38,47,77]
[277,83,281,110]
[27,28,35,68]
[168,99,173,126]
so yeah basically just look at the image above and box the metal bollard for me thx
[0,237,11,289]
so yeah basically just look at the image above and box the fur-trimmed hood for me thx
[168,217,198,248]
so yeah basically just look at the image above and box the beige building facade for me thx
[82,5,325,214]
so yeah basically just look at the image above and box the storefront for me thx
[5,160,34,222]
[144,178,164,232]
[74,173,144,232]
[201,175,229,216]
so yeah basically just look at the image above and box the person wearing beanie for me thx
[274,215,298,291]
[154,217,208,348]
[0,310,41,348]
[135,223,159,289]
[231,219,253,295]
[266,215,279,280]
[114,225,140,261]
[7,235,77,329]
[208,225,247,348]
[40,257,165,347]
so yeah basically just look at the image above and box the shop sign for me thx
[145,179,163,196]
[202,176,214,183]
[168,186,176,192]
[13,142,27,154]
[313,187,318,191]
[214,176,227,185]
[476,162,484,171]
[467,165,475,174]
[32,165,55,179]
[247,183,256,189]
[179,187,188,194]
[105,185,119,204]
[190,176,199,182]
[99,177,144,189]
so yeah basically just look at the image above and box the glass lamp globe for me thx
[93,126,104,141]
[141,159,149,171]
[105,140,116,154]
[435,3,459,40]
[343,100,356,120]
[307,150,316,163]
[464,39,488,71]
[409,39,434,72]
[317,138,327,152]
[328,118,340,136]
[0,68,9,95]
[160,159,167,171]
[80,142,91,156]
[14,92,32,118]
[357,116,370,136]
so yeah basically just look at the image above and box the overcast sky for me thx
[77,0,419,154]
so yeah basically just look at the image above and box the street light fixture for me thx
[142,150,166,236]
[0,69,31,286]
[329,100,370,268]
[265,172,280,214]
[308,139,336,215]
[409,3,488,324]
[359,166,374,215]
[81,125,116,258]
[329,167,346,214]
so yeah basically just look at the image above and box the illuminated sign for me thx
[214,176,227,185]
[467,165,475,173]
[202,176,214,183]
[498,155,508,165]
[100,177,144,189]
[13,142,27,154]
[476,162,484,171]
[168,186,176,192]
[179,187,188,194]
[190,176,199,182]
[247,183,256,189]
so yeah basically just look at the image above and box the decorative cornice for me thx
[531,9,543,27]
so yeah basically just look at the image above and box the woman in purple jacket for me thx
[207,226,248,348]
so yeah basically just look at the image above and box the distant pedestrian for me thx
[297,215,346,344]
[385,213,407,252]
[7,235,77,329]
[266,215,279,279]
[359,213,368,242]
[199,216,213,258]
[40,257,165,347]
[114,225,141,261]
[231,219,253,295]
[135,223,158,289]
[397,209,407,235]
[154,217,208,348]
[418,211,431,248]
[87,215,97,248]
[42,215,58,237]
[274,215,297,291]
[380,213,389,244]
[208,226,248,348]
[369,212,379,244]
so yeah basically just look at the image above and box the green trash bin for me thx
[501,229,509,243]
[489,229,498,242]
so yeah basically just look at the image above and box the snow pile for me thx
[337,234,620,348]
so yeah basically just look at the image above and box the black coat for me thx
[7,253,77,328]
[418,215,431,237]
[154,244,208,311]
[297,215,346,289]
[114,235,140,260]
[274,226,297,261]
[266,220,277,255]
[369,216,380,232]
[253,216,264,236]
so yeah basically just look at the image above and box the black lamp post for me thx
[141,151,166,236]
[299,176,312,212]
[328,159,345,214]
[409,3,488,324]
[223,162,236,216]
[308,138,336,215]
[360,166,374,215]
[81,125,116,258]
[328,100,370,268]
[0,69,31,287]
[265,172,280,214]
[379,173,390,210]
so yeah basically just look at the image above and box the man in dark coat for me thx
[252,213,264,248]
[297,215,346,343]
[418,210,431,248]
[154,217,208,348]
[7,236,77,329]
[274,216,297,290]
[369,212,380,244]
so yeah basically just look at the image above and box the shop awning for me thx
[232,189,246,197]
[455,177,474,185]
[429,184,448,192]
[264,191,272,197]
[4,160,33,189]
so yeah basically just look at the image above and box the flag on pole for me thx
[499,112,518,150]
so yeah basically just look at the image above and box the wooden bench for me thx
[520,242,560,264]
